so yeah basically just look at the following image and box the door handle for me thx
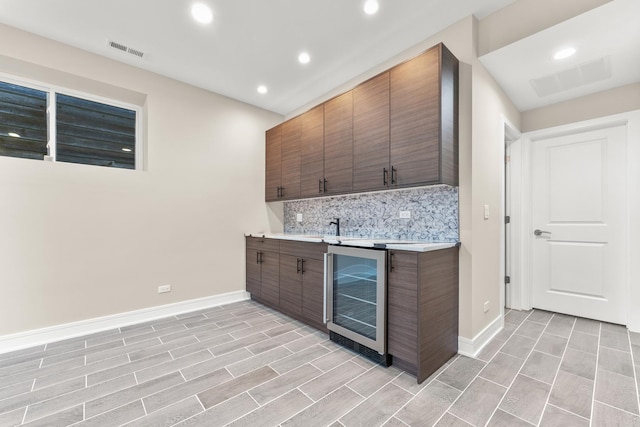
[534,229,551,236]
[296,258,301,274]
[383,168,388,186]
[323,253,331,324]
[301,258,305,275]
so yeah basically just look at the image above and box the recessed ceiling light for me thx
[298,52,311,64]
[191,3,213,24]
[257,85,268,94]
[554,47,576,60]
[8,132,20,138]
[122,148,132,152]
[363,0,379,15]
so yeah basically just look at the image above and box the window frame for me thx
[0,72,143,170]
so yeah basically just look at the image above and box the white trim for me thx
[502,116,522,313]
[458,314,503,358]
[0,291,250,354]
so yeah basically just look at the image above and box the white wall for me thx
[0,15,524,347]
[521,83,640,132]
[0,23,283,336]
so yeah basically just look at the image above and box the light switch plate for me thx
[296,213,303,222]
[483,204,490,220]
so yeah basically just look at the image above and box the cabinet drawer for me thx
[246,237,280,252]
[279,240,328,260]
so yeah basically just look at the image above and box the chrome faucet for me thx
[329,218,340,237]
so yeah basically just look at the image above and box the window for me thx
[0,78,140,170]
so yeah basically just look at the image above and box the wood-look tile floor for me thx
[1,301,639,426]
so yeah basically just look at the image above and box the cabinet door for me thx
[281,116,301,200]
[353,72,390,192]
[279,254,302,316]
[390,47,440,187]
[265,125,282,202]
[387,251,418,369]
[324,91,353,195]
[302,258,325,326]
[246,248,261,298]
[260,251,280,307]
[300,105,325,198]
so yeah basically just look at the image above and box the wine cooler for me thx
[324,245,389,364]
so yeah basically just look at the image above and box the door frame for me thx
[503,119,522,311]
[509,110,640,330]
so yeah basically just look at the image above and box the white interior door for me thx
[531,125,627,324]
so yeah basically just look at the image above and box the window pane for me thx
[56,94,136,169]
[0,81,47,160]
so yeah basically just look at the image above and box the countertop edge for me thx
[245,233,459,252]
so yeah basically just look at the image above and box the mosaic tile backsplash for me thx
[283,185,459,242]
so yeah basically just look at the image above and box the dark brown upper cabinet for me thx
[265,125,282,202]
[300,105,325,198]
[280,116,302,200]
[323,91,353,195]
[265,42,458,202]
[390,44,458,187]
[353,72,390,192]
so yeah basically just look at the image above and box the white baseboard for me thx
[0,291,250,355]
[458,315,504,358]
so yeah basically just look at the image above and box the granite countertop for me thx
[245,232,459,253]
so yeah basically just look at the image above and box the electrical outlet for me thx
[399,210,411,219]
[483,301,490,313]
[158,285,171,294]
[296,213,303,222]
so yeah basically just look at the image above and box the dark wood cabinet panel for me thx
[279,254,302,316]
[281,116,301,200]
[418,247,459,379]
[389,44,459,188]
[260,250,280,307]
[387,247,459,383]
[324,91,353,195]
[353,72,390,192]
[300,105,325,198]
[280,240,327,260]
[387,251,418,371]
[390,47,440,187]
[265,125,282,202]
[246,247,262,298]
[302,258,325,327]
[246,237,280,307]
[439,45,459,186]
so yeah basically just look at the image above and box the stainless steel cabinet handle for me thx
[323,253,331,324]
[534,229,551,236]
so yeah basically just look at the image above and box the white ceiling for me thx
[479,0,640,112]
[0,0,515,115]
[1,0,635,116]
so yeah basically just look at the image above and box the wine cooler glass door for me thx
[326,246,386,354]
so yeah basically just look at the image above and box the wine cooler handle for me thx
[323,253,331,324]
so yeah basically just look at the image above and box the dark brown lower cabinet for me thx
[246,237,280,308]
[246,237,328,331]
[387,247,459,383]
[246,237,459,383]
[279,240,328,330]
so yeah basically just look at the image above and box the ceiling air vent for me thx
[107,40,145,59]
[530,56,611,97]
